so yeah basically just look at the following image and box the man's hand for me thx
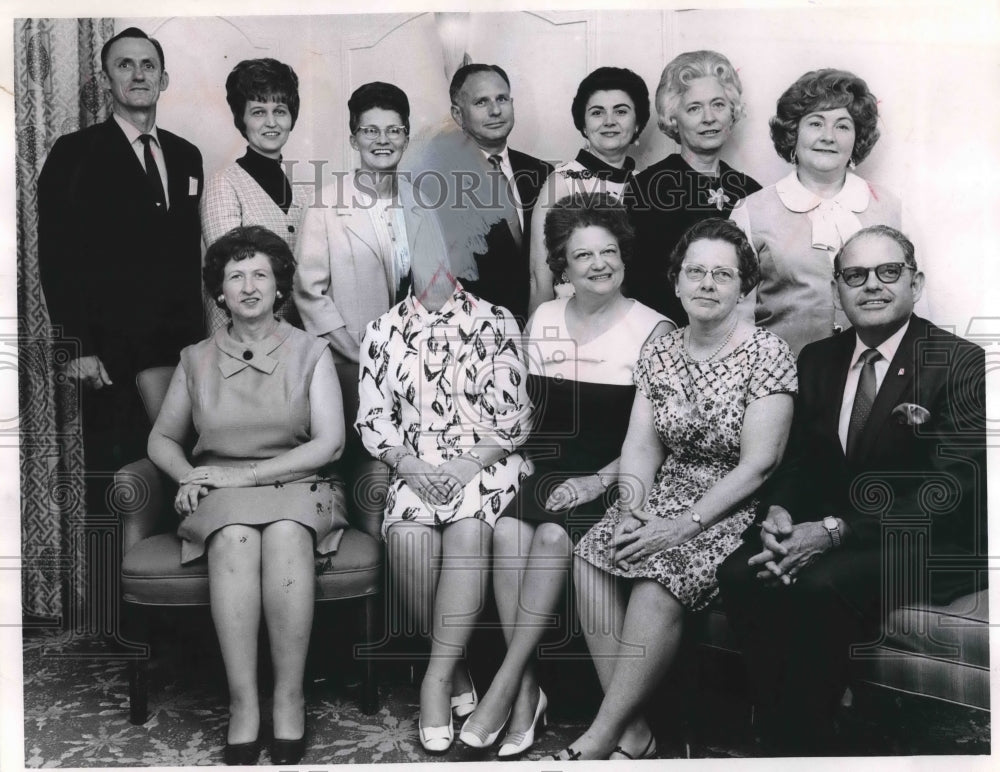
[749,520,831,585]
[64,355,113,390]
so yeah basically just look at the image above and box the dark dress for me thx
[629,154,761,325]
[500,298,667,541]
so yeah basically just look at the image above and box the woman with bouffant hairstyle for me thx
[202,58,306,331]
[731,68,905,355]
[631,50,761,326]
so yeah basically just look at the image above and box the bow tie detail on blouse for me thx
[776,171,872,253]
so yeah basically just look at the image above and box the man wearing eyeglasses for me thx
[716,224,986,755]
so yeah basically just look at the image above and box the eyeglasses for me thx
[834,262,913,287]
[681,265,740,285]
[355,125,408,140]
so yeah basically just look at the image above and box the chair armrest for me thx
[113,458,175,553]
[347,458,389,540]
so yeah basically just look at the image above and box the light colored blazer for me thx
[294,172,448,354]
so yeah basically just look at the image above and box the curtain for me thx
[15,18,114,622]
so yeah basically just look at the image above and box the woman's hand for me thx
[398,456,463,509]
[180,465,254,489]
[612,515,692,568]
[174,482,208,517]
[545,474,605,512]
[611,511,645,570]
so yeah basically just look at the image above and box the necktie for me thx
[846,348,881,460]
[487,154,523,248]
[139,134,166,209]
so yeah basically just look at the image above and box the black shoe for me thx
[270,735,306,765]
[223,736,261,766]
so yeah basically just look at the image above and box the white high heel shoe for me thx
[497,688,548,759]
[451,682,478,719]
[458,707,511,749]
[418,718,454,754]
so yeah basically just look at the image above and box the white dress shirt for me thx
[114,113,169,208]
[479,146,524,228]
[838,320,910,451]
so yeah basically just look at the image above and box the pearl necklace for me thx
[685,317,738,362]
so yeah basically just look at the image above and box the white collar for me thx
[113,113,159,145]
[849,318,909,371]
[479,146,510,167]
[775,171,872,253]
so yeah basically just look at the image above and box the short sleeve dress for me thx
[355,288,533,536]
[502,298,668,541]
[574,327,797,610]
[176,320,349,564]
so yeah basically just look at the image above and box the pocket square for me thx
[189,176,199,195]
[892,402,930,425]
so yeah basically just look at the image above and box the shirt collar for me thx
[776,171,871,252]
[479,145,510,168]
[114,113,159,146]
[849,319,910,371]
[214,319,293,378]
[775,170,870,214]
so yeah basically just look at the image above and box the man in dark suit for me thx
[716,225,986,755]
[38,27,204,510]
[446,63,552,323]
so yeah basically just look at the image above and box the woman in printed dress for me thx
[355,266,532,755]
[551,218,796,760]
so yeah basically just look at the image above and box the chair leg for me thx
[126,605,150,725]
[360,594,380,715]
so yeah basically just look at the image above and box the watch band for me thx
[823,516,842,548]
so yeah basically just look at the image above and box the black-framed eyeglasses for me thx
[834,262,913,288]
[681,264,740,285]
[356,125,408,140]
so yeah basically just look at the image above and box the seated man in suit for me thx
[415,63,551,323]
[716,225,986,755]
[38,27,204,511]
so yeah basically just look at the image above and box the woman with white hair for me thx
[630,50,760,326]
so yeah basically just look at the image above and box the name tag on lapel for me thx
[189,177,199,196]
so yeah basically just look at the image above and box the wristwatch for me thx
[690,510,705,533]
[822,516,842,548]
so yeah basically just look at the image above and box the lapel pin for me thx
[898,368,905,376]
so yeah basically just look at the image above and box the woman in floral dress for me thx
[356,268,532,755]
[551,218,797,760]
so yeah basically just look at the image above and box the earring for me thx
[790,149,797,165]
[848,158,857,170]
[217,295,224,304]
[584,138,591,152]
[276,291,283,299]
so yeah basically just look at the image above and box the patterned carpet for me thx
[22,620,990,767]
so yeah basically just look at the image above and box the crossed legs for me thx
[207,520,315,744]
[468,517,573,737]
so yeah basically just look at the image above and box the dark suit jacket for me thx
[467,148,552,323]
[765,315,986,600]
[38,116,204,384]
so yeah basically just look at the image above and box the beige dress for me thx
[176,320,348,563]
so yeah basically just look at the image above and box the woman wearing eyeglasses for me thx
[554,219,796,760]
[730,69,906,356]
[294,82,447,363]
[202,58,307,331]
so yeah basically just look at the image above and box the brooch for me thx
[707,187,732,211]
